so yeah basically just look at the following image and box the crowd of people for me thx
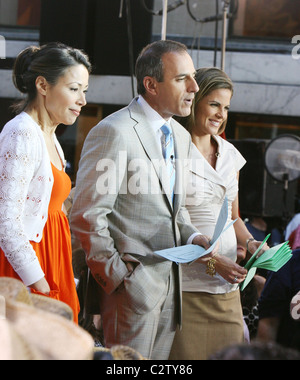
[0,39,299,360]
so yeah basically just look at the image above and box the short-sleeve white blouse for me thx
[182,136,246,294]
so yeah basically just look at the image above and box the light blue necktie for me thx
[161,124,176,203]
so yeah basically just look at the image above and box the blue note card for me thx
[154,196,236,263]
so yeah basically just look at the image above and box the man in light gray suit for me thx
[70,40,212,359]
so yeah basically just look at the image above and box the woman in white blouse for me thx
[0,43,90,322]
[169,68,268,360]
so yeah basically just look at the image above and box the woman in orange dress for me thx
[0,42,91,323]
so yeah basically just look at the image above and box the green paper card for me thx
[240,235,293,291]
[244,234,271,271]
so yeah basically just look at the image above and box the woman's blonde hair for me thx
[186,67,233,135]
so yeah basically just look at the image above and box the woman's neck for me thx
[192,133,218,168]
[192,133,212,154]
[25,104,57,137]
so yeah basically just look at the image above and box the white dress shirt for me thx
[137,95,172,151]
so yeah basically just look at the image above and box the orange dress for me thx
[0,163,80,323]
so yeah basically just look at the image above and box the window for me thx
[230,0,300,40]
[227,113,300,140]
[0,0,41,41]
[0,0,41,28]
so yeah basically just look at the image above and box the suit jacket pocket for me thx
[123,263,168,315]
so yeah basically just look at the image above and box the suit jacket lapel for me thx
[129,99,174,209]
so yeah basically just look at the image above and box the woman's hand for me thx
[214,255,247,284]
[30,277,51,295]
[192,235,247,284]
[247,239,269,258]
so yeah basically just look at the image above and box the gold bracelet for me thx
[206,258,217,277]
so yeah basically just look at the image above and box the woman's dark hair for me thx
[12,42,92,114]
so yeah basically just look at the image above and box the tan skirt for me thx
[169,290,245,360]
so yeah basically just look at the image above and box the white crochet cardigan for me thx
[0,112,66,286]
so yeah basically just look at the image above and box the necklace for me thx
[203,143,220,167]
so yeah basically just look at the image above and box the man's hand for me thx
[192,235,219,257]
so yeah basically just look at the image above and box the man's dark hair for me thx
[135,40,188,95]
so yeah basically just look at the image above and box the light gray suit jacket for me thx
[70,98,198,320]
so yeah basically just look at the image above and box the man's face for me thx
[149,51,199,120]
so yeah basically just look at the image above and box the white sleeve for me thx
[233,146,246,173]
[0,122,44,286]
